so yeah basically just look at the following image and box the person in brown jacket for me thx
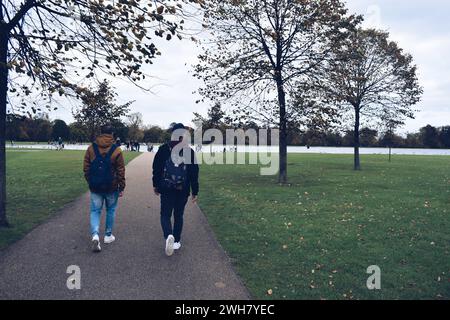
[83,126,125,252]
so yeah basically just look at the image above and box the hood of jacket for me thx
[95,134,115,150]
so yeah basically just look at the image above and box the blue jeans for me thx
[90,192,119,237]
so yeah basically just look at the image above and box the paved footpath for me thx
[0,153,250,300]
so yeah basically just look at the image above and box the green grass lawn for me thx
[198,153,450,300]
[0,149,140,249]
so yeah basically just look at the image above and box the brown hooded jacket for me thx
[83,134,126,193]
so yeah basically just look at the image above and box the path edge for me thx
[194,203,253,300]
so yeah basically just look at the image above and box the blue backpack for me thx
[162,152,187,191]
[89,143,117,192]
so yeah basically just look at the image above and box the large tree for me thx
[52,119,70,141]
[193,0,359,183]
[19,114,52,141]
[68,121,88,143]
[193,102,229,145]
[0,0,200,226]
[126,112,144,141]
[419,125,439,149]
[143,125,167,143]
[439,126,450,149]
[5,114,22,142]
[73,80,132,141]
[193,102,225,129]
[359,127,378,147]
[110,119,129,142]
[321,28,422,170]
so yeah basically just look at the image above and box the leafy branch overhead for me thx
[0,0,204,226]
[0,0,203,114]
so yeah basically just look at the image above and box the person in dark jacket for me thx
[83,126,125,252]
[152,123,199,256]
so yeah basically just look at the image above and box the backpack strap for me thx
[92,143,117,160]
[106,144,117,159]
[92,143,102,159]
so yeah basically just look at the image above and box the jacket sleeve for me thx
[83,147,91,183]
[189,149,199,196]
[152,146,165,190]
[115,150,126,192]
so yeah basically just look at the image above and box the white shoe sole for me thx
[104,237,115,244]
[92,239,101,252]
[165,236,174,256]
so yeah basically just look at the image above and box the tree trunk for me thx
[0,29,9,227]
[353,106,361,171]
[389,146,392,162]
[276,76,288,184]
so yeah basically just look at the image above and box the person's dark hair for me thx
[170,123,185,132]
[100,125,114,135]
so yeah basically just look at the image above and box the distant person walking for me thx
[152,123,199,256]
[57,137,63,151]
[83,126,126,253]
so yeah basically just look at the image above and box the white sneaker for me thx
[92,234,101,252]
[104,234,116,244]
[165,235,175,256]
[173,242,182,250]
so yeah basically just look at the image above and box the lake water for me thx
[6,143,450,156]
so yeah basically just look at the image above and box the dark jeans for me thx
[160,191,188,242]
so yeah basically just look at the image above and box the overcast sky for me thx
[51,0,450,134]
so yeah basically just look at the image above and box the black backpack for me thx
[162,149,187,191]
[89,143,117,192]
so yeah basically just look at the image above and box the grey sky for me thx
[52,0,450,134]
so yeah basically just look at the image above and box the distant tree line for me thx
[192,103,450,149]
[5,114,170,145]
[295,125,450,149]
[6,112,449,150]
[6,80,172,145]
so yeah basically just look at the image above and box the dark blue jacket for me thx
[152,143,199,196]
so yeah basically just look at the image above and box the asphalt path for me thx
[0,152,250,300]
